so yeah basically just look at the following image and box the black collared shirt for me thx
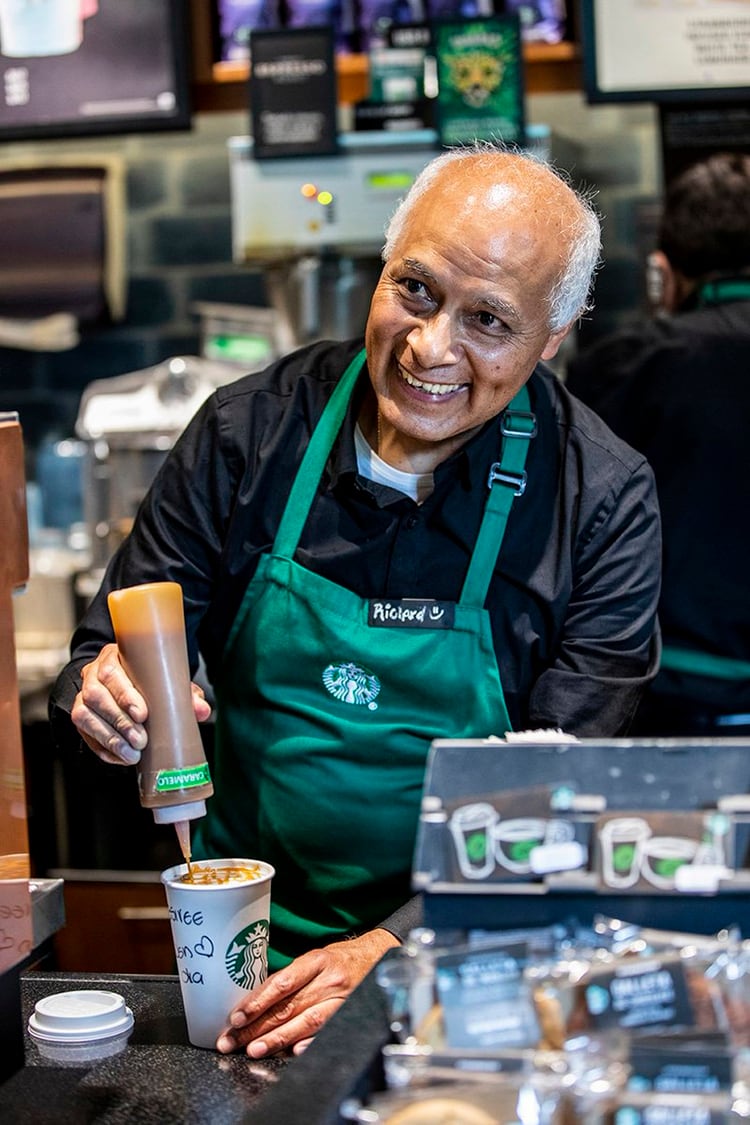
[53,337,660,733]
[566,299,750,716]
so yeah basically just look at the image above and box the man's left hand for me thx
[216,928,399,1057]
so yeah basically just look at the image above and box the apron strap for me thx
[273,346,535,608]
[697,277,750,307]
[460,384,535,608]
[661,644,750,682]
[273,348,367,557]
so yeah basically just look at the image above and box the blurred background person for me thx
[566,152,750,737]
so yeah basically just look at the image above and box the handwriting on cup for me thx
[169,905,215,985]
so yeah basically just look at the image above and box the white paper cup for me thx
[0,0,82,58]
[161,858,275,1050]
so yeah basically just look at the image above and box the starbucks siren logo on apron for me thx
[322,661,380,709]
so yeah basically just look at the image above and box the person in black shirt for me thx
[50,144,660,1057]
[566,152,750,737]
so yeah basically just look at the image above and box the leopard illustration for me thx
[446,51,505,108]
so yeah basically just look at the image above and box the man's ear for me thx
[646,250,680,314]
[541,322,574,361]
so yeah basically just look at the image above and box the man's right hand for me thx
[71,643,148,764]
[70,642,211,765]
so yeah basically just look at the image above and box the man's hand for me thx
[216,928,400,1057]
[70,642,211,765]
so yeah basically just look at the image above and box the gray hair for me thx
[382,144,602,332]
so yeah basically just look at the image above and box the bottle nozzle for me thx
[174,819,193,876]
[152,799,207,825]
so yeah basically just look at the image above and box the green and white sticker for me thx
[155,763,212,792]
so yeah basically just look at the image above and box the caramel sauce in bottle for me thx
[108,582,213,865]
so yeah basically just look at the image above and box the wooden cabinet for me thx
[52,877,175,976]
[188,0,583,114]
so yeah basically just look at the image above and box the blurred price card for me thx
[249,27,338,159]
[433,14,525,149]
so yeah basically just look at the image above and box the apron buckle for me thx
[501,410,537,439]
[487,464,527,496]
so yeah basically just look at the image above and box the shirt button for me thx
[404,515,419,529]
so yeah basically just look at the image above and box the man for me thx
[50,144,660,1057]
[566,151,750,737]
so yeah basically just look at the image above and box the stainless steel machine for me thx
[228,129,440,349]
[74,355,243,583]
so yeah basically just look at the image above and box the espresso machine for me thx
[74,355,244,592]
[227,130,440,349]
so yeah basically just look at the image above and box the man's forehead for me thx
[426,160,573,219]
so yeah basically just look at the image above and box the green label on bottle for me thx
[155,763,211,792]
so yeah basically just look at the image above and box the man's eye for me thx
[401,277,428,297]
[476,310,504,331]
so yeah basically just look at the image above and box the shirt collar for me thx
[327,364,530,500]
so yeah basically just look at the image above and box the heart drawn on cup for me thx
[194,935,215,958]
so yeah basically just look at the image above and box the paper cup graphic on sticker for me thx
[599,817,651,888]
[493,818,547,874]
[449,802,498,879]
[161,858,274,1049]
[641,837,698,890]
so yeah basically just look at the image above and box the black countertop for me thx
[0,969,391,1124]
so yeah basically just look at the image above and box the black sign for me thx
[435,942,539,1050]
[249,28,338,160]
[629,1031,734,1093]
[583,958,695,1033]
[368,599,455,629]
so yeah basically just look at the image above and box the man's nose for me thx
[406,313,458,367]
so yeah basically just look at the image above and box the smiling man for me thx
[50,145,661,1058]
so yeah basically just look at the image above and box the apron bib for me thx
[195,349,534,968]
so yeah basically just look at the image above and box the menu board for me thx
[582,0,750,104]
[249,27,338,159]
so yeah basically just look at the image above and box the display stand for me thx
[413,737,750,937]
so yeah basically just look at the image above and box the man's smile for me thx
[397,364,467,397]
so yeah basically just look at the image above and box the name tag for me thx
[368,599,455,629]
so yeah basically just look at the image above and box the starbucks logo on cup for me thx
[225,919,270,990]
[322,662,380,709]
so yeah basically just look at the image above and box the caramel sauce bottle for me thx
[107,582,213,858]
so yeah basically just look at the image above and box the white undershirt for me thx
[354,422,434,504]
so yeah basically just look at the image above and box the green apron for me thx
[195,349,534,969]
[660,646,750,682]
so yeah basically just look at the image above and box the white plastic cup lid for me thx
[28,990,134,1044]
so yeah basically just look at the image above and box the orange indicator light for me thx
[300,182,317,199]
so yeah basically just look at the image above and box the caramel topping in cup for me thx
[179,863,262,885]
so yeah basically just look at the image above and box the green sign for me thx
[434,15,525,149]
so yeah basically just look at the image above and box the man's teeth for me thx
[399,368,463,395]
